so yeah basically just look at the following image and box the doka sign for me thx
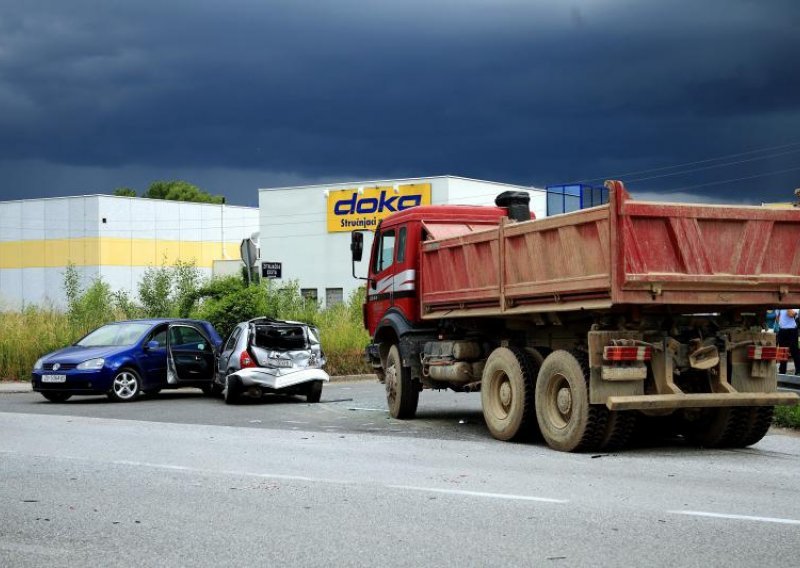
[326,183,431,232]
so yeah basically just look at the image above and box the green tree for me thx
[143,180,224,204]
[137,259,204,318]
[113,187,137,197]
[138,263,173,317]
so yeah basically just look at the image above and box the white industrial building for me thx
[258,176,546,306]
[0,195,259,308]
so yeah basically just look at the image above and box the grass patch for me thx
[774,405,800,429]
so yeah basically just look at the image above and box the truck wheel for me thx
[535,350,609,452]
[728,406,774,448]
[385,345,419,419]
[481,347,537,441]
[600,411,637,451]
[680,407,739,447]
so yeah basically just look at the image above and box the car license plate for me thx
[269,359,293,368]
[42,374,67,383]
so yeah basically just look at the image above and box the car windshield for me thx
[76,323,152,347]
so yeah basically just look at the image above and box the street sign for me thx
[239,238,258,267]
[261,262,282,279]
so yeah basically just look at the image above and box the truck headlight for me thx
[33,358,44,370]
[77,358,105,370]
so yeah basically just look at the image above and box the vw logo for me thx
[53,363,60,371]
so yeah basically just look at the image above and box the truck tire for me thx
[481,347,538,441]
[724,406,774,448]
[535,350,609,452]
[600,411,637,452]
[740,406,774,447]
[680,407,740,447]
[385,345,419,419]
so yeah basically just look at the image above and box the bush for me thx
[774,405,800,429]
[192,278,370,374]
[138,259,203,317]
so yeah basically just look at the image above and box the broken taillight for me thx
[603,346,652,362]
[747,346,789,361]
[240,351,257,368]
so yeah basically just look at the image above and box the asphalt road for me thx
[2,381,800,567]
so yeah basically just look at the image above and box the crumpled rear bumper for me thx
[229,367,330,390]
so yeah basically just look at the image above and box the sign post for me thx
[240,238,258,285]
[261,262,282,279]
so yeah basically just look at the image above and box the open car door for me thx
[166,322,217,385]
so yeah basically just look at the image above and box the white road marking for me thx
[388,485,568,503]
[114,459,348,485]
[668,510,800,526]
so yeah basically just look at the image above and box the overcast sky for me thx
[1,0,799,206]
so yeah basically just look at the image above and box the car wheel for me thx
[205,381,223,398]
[41,392,72,403]
[306,380,323,403]
[107,368,142,402]
[224,376,240,405]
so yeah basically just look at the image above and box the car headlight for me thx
[77,358,105,370]
[33,358,44,370]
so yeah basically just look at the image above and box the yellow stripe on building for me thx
[0,238,239,269]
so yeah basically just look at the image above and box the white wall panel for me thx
[44,198,71,239]
[154,200,182,241]
[19,200,46,240]
[178,201,203,241]
[0,268,22,308]
[0,202,22,241]
[68,197,90,239]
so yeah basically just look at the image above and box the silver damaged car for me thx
[214,317,329,404]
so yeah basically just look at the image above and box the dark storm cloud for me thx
[0,0,799,205]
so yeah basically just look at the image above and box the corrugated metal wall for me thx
[0,195,259,308]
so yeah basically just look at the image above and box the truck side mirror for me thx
[351,231,364,262]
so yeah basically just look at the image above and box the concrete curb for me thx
[0,374,378,393]
[0,382,31,393]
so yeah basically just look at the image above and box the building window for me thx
[326,288,344,307]
[301,288,318,302]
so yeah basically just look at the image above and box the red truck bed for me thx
[420,182,800,318]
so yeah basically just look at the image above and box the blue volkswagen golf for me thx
[31,319,223,402]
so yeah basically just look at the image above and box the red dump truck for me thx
[349,181,800,452]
